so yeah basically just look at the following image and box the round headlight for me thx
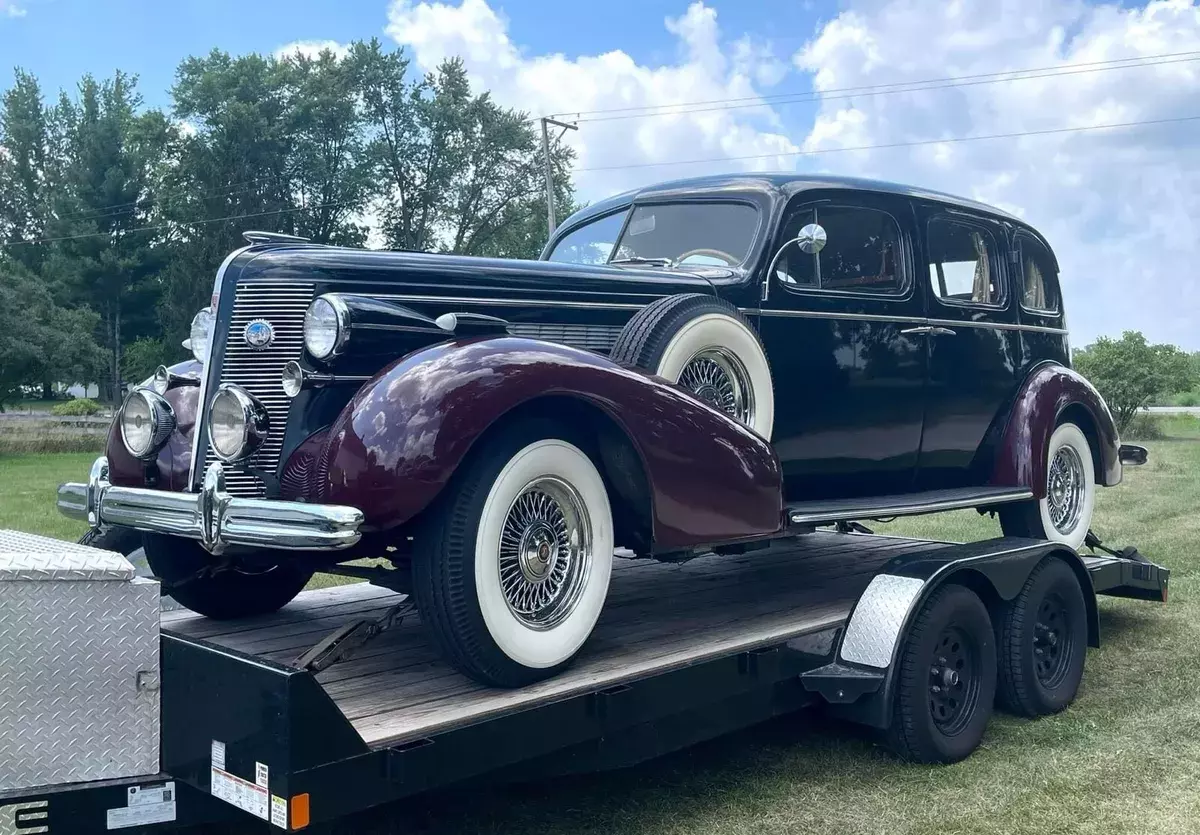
[282,361,305,398]
[187,307,214,363]
[304,295,348,360]
[120,390,176,461]
[208,385,269,462]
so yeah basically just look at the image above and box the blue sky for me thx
[2,0,1198,349]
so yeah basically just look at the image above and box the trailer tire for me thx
[997,557,1088,717]
[413,420,614,687]
[78,525,141,555]
[611,293,774,439]
[142,533,312,619]
[886,584,997,764]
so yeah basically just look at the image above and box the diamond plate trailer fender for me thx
[799,537,1099,729]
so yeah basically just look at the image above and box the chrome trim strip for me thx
[747,308,1068,334]
[59,457,364,553]
[788,489,1033,525]
[188,245,252,490]
[374,294,647,311]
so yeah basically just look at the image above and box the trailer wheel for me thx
[886,584,997,764]
[142,533,312,619]
[78,525,141,555]
[413,420,614,687]
[611,294,774,439]
[997,557,1088,717]
[1000,422,1095,551]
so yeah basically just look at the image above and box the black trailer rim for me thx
[1034,592,1074,688]
[928,626,980,736]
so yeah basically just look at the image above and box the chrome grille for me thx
[203,282,314,496]
[508,323,623,353]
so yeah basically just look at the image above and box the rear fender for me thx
[311,337,784,547]
[990,362,1121,497]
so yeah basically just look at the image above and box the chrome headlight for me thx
[120,389,176,461]
[303,295,349,360]
[207,385,269,462]
[185,307,214,364]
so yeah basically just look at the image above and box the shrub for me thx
[1123,413,1164,441]
[1074,332,1197,432]
[50,398,104,417]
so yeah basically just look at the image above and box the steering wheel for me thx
[675,248,740,266]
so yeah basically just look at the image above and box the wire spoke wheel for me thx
[928,626,981,736]
[497,476,594,630]
[1047,444,1085,535]
[677,347,755,426]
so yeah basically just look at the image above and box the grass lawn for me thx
[2,419,1198,835]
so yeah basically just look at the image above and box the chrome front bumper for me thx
[57,457,364,553]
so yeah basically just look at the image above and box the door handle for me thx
[901,325,956,336]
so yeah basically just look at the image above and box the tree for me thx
[1073,331,1198,431]
[0,70,52,273]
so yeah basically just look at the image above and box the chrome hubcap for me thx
[1047,445,1085,534]
[678,348,754,426]
[499,477,593,630]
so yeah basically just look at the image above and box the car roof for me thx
[559,172,1027,230]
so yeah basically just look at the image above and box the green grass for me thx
[3,422,1200,835]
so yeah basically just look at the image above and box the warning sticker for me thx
[211,740,226,770]
[270,795,288,829]
[106,782,177,830]
[211,767,269,821]
[256,762,269,788]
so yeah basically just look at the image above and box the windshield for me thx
[547,202,759,268]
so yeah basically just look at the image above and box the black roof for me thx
[559,173,1026,231]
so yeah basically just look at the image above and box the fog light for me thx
[282,361,305,398]
[120,389,176,461]
[208,385,269,462]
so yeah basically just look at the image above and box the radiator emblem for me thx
[243,319,275,350]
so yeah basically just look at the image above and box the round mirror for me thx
[796,223,827,255]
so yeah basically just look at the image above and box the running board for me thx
[786,486,1033,526]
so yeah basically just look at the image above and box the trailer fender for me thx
[801,538,1098,728]
[304,336,783,548]
[991,362,1122,496]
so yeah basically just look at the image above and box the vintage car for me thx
[59,174,1143,688]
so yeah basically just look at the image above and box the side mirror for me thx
[796,223,827,255]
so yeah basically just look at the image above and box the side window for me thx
[546,210,629,265]
[1017,235,1060,313]
[778,205,905,295]
[926,217,1004,306]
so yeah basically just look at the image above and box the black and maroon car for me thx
[59,174,1144,687]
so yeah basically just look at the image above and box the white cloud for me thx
[1,1,27,18]
[273,39,350,61]
[793,0,1200,348]
[385,0,799,196]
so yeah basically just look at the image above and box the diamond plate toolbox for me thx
[0,530,160,792]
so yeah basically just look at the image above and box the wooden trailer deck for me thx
[162,532,951,749]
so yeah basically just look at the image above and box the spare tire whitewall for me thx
[475,439,614,669]
[610,295,775,440]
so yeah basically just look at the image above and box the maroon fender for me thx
[990,362,1121,497]
[105,360,201,492]
[306,337,784,548]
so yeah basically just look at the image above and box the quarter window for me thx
[927,218,1004,306]
[1017,235,1060,313]
[778,205,905,295]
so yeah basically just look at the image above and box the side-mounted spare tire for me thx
[610,294,774,439]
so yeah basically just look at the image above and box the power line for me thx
[575,113,1200,172]
[49,173,288,225]
[549,50,1200,124]
[1,200,353,249]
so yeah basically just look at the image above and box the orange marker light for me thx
[290,794,310,830]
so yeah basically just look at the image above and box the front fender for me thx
[106,359,202,492]
[990,362,1121,497]
[307,337,784,547]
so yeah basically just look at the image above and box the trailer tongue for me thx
[0,529,1168,833]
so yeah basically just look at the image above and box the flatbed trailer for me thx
[0,530,1168,834]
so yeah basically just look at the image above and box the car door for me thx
[916,205,1020,488]
[754,193,927,501]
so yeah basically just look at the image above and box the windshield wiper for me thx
[607,256,674,268]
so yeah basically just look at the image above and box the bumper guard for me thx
[57,457,364,553]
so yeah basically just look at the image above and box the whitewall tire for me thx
[413,423,614,687]
[610,294,775,439]
[1000,422,1096,551]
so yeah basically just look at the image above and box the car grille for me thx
[507,322,623,353]
[202,282,315,497]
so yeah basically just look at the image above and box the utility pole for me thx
[540,117,578,237]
